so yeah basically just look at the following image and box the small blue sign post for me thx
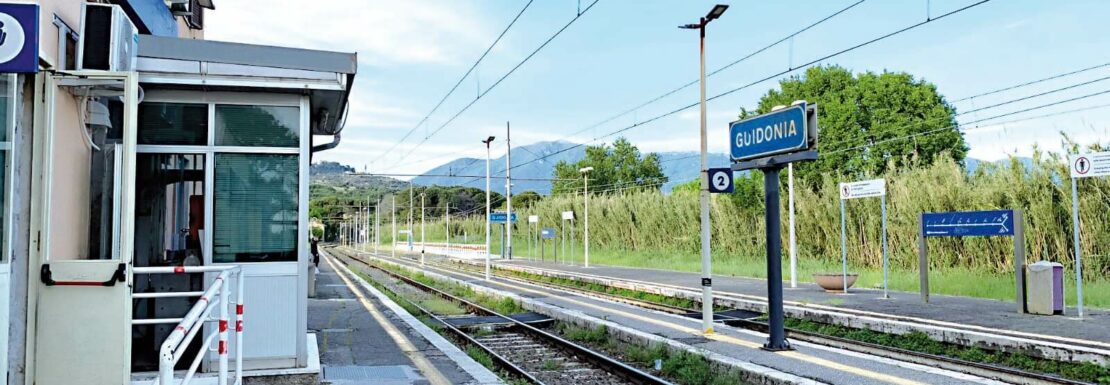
[540,227,556,262]
[730,102,818,352]
[0,4,39,73]
[707,168,734,194]
[919,209,1026,313]
[489,212,517,224]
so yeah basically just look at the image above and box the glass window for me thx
[134,154,205,267]
[213,154,298,263]
[214,105,299,147]
[138,102,208,145]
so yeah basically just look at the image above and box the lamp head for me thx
[579,166,594,173]
[706,4,729,21]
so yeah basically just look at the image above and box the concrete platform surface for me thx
[310,251,502,385]
[497,257,1109,343]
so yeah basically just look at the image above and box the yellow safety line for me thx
[374,253,928,385]
[323,255,453,385]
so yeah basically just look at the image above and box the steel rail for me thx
[382,251,1090,385]
[329,248,674,385]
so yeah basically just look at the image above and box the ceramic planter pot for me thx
[812,273,858,292]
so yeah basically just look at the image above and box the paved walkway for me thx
[497,259,1109,343]
[310,250,501,385]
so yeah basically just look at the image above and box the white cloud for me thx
[206,1,492,66]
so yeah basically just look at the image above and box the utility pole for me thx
[681,4,728,335]
[392,195,397,258]
[446,201,451,256]
[482,136,495,281]
[421,192,426,266]
[408,181,414,252]
[505,121,513,260]
[580,167,593,267]
[375,198,381,254]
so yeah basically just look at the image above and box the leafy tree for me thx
[748,65,967,184]
[511,190,543,209]
[551,138,667,194]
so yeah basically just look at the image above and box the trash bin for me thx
[1026,261,1064,315]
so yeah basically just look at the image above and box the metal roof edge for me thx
[138,35,357,75]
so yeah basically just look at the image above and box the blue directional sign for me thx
[922,210,1015,237]
[0,3,40,73]
[730,103,809,161]
[541,228,556,239]
[707,168,734,193]
[489,212,517,224]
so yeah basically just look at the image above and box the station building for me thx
[0,1,356,384]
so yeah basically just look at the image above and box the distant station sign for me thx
[707,168,734,193]
[730,103,810,162]
[528,215,539,223]
[541,228,556,239]
[1071,151,1110,178]
[839,178,885,200]
[561,211,575,220]
[922,209,1015,237]
[490,212,517,224]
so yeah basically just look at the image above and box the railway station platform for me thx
[310,250,503,385]
[496,258,1109,343]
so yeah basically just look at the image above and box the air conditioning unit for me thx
[77,3,139,72]
[167,0,191,16]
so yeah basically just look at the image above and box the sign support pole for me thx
[1070,177,1084,318]
[918,213,928,303]
[881,194,889,299]
[788,163,796,288]
[1014,209,1027,314]
[839,198,849,294]
[763,166,789,351]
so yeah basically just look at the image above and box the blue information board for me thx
[0,3,39,73]
[541,228,556,239]
[922,210,1015,237]
[489,212,517,224]
[729,103,809,161]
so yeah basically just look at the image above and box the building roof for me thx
[136,35,357,136]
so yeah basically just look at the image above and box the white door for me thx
[31,72,138,385]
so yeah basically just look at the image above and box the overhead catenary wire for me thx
[371,1,535,165]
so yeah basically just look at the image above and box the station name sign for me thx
[730,103,814,162]
[922,209,1015,237]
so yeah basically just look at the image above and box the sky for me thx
[207,0,1110,178]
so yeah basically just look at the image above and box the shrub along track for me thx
[327,247,674,385]
[380,251,1104,385]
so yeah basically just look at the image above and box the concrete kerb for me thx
[477,261,1110,366]
[324,250,506,385]
[361,252,824,385]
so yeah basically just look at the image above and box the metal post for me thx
[696,18,715,335]
[375,200,380,254]
[218,273,230,385]
[446,201,451,257]
[881,194,889,299]
[421,193,425,266]
[763,166,789,350]
[919,213,929,303]
[409,182,414,252]
[392,196,397,258]
[788,163,796,288]
[485,139,493,281]
[839,198,849,294]
[235,271,244,384]
[584,173,590,268]
[1070,177,1084,318]
[1014,209,1026,314]
[506,122,513,260]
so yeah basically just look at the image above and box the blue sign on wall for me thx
[489,212,517,224]
[0,3,39,73]
[923,210,1015,237]
[541,228,556,239]
[729,103,809,161]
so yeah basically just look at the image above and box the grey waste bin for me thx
[1026,261,1064,315]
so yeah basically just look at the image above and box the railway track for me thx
[375,250,1094,385]
[327,248,674,385]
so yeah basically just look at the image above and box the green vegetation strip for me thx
[785,319,1110,384]
[556,323,749,385]
[490,262,1110,384]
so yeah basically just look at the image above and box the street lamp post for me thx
[483,136,496,281]
[579,167,593,268]
[681,3,728,335]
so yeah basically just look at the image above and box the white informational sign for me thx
[561,211,575,220]
[528,215,539,223]
[839,178,886,200]
[1071,152,1110,178]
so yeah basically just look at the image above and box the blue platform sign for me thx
[707,168,734,193]
[541,228,556,239]
[730,103,809,161]
[922,209,1015,237]
[0,3,39,73]
[489,212,517,224]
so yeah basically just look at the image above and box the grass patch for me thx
[786,318,1110,384]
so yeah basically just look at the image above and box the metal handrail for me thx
[133,265,244,385]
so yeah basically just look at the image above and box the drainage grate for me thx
[323,365,423,384]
